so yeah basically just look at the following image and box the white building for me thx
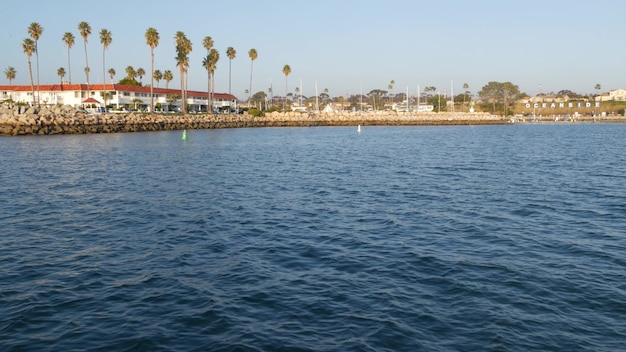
[0,83,238,113]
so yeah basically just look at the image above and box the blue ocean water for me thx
[1,124,625,351]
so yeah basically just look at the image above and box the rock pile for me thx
[1,104,507,136]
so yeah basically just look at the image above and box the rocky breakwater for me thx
[0,104,506,136]
[257,110,504,127]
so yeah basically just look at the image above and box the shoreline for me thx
[1,105,625,136]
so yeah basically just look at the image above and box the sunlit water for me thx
[1,124,625,351]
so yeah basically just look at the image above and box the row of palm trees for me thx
[12,21,268,113]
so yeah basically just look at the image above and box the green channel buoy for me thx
[182,129,187,141]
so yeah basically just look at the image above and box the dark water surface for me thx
[1,124,625,351]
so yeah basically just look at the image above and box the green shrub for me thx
[248,108,263,117]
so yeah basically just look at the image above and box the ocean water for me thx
[1,124,625,351]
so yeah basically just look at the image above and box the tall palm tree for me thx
[202,36,214,111]
[108,68,116,83]
[57,67,66,83]
[145,27,159,112]
[226,46,236,94]
[248,48,257,105]
[78,21,92,93]
[28,22,43,106]
[175,31,192,113]
[153,70,162,88]
[22,38,36,106]
[99,28,112,86]
[163,70,173,89]
[62,32,75,83]
[4,66,16,86]
[388,79,395,104]
[594,83,601,99]
[282,64,291,111]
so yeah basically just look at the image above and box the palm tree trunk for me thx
[67,47,72,84]
[27,59,35,106]
[249,61,253,106]
[35,43,40,107]
[84,41,90,95]
[228,59,232,95]
[150,49,154,113]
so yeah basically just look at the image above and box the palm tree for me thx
[226,46,236,94]
[108,68,116,83]
[153,70,162,88]
[388,79,395,104]
[22,38,36,106]
[145,27,159,112]
[57,67,66,83]
[594,83,602,100]
[62,32,75,83]
[463,83,469,111]
[4,66,16,86]
[202,36,214,111]
[248,48,258,105]
[137,68,145,84]
[163,70,173,89]
[99,28,112,86]
[208,48,219,111]
[125,66,137,81]
[78,21,92,93]
[175,31,192,113]
[282,64,291,111]
[28,22,43,106]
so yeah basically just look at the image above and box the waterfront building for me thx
[0,83,238,113]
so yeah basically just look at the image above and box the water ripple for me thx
[1,125,625,351]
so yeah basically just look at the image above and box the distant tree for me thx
[145,27,159,112]
[153,70,162,88]
[166,94,179,110]
[388,80,395,104]
[226,46,236,94]
[136,68,145,84]
[108,68,116,83]
[251,90,267,107]
[22,38,36,105]
[4,66,16,86]
[125,66,137,81]
[282,64,291,110]
[463,83,469,111]
[28,22,43,106]
[478,81,521,115]
[100,91,111,107]
[594,83,602,98]
[62,32,75,83]
[57,67,66,83]
[556,89,581,99]
[163,70,173,89]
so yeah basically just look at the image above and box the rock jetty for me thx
[0,104,622,136]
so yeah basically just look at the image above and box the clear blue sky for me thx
[2,0,624,99]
